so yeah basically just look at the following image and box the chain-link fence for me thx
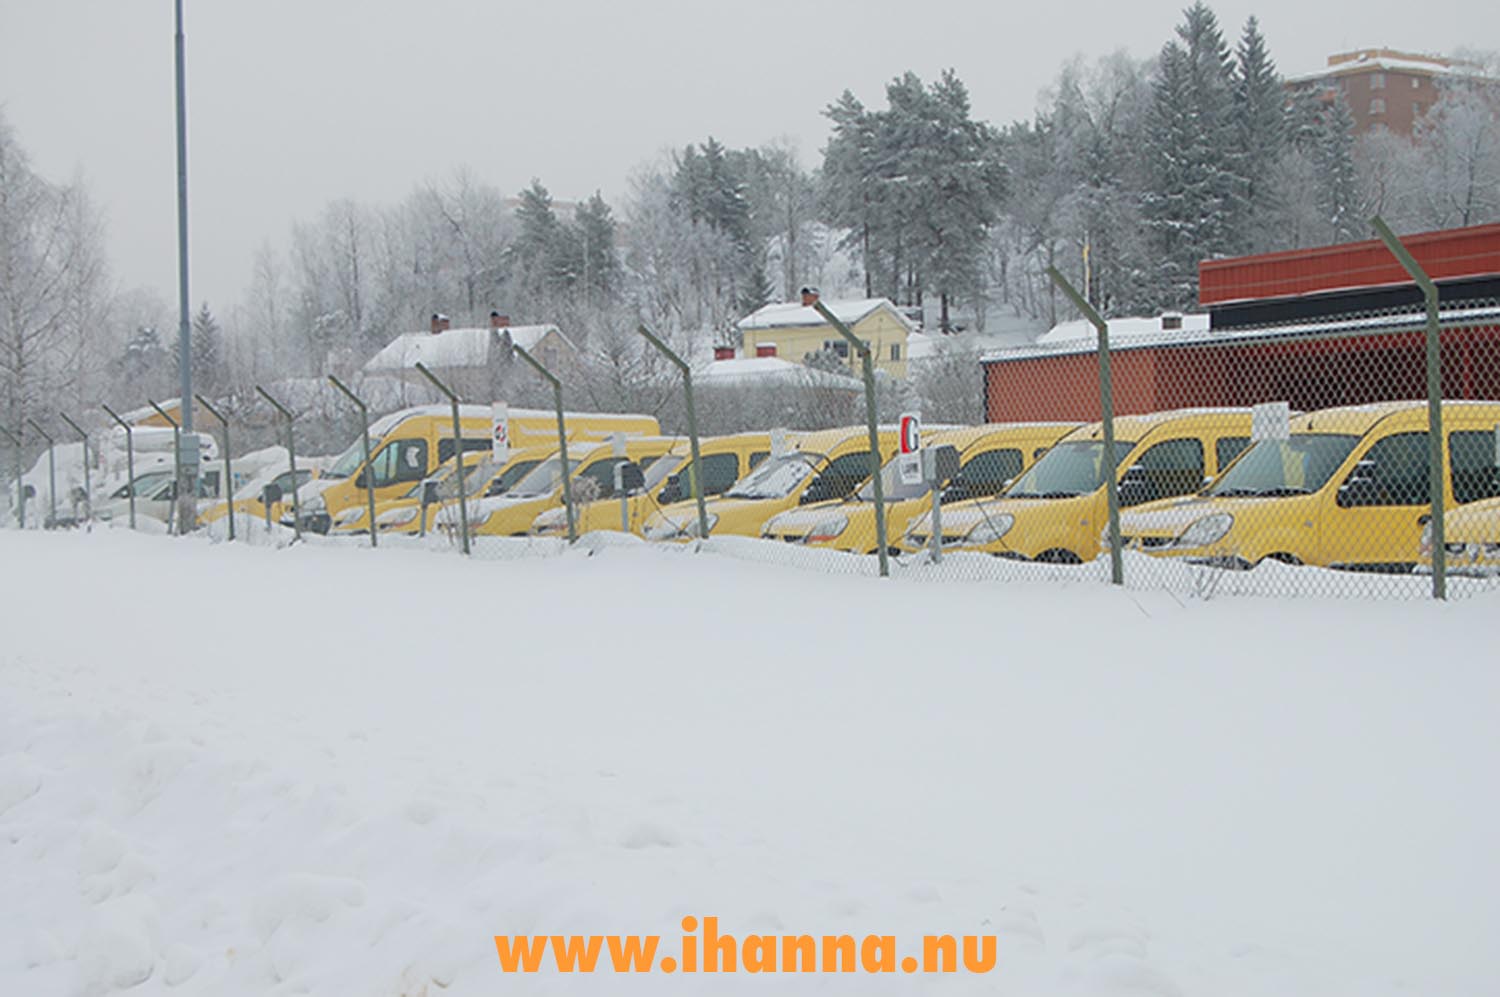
[8,289,1500,604]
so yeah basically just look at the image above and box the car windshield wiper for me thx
[1212,487,1260,497]
[1254,486,1312,496]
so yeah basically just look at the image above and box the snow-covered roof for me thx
[736,298,917,336]
[363,324,568,374]
[696,356,864,391]
[983,303,1500,364]
[1288,52,1484,85]
[1035,313,1211,348]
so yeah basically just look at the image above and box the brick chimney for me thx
[713,346,736,361]
[489,311,511,330]
[756,343,778,358]
[799,285,820,307]
[430,312,451,335]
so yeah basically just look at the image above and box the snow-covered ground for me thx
[2,529,1497,995]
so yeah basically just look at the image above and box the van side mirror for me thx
[1338,460,1382,507]
[615,461,645,494]
[421,479,441,505]
[261,483,283,505]
[658,473,683,505]
[354,470,369,490]
[23,484,36,499]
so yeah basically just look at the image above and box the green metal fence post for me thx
[512,344,576,544]
[327,375,379,548]
[412,363,471,556]
[0,426,23,529]
[255,387,302,543]
[637,323,709,542]
[813,300,889,577]
[195,395,235,541]
[147,400,182,535]
[1372,216,1446,601]
[1047,266,1124,587]
[26,420,58,529]
[58,412,92,526]
[101,405,136,530]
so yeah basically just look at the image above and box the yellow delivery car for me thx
[642,426,898,542]
[1118,400,1500,572]
[530,432,771,537]
[296,405,658,532]
[920,409,1255,562]
[761,423,1079,554]
[460,436,680,538]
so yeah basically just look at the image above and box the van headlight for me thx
[806,514,848,542]
[376,506,419,528]
[1418,519,1433,556]
[646,513,716,540]
[965,513,1014,546]
[303,493,326,515]
[1175,513,1232,548]
[533,508,566,534]
[334,506,366,527]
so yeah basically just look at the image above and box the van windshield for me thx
[644,454,685,490]
[508,456,580,498]
[324,436,378,480]
[726,453,822,500]
[1006,439,1136,498]
[1209,434,1360,497]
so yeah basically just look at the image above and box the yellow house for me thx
[735,288,914,379]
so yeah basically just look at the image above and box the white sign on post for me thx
[898,453,923,487]
[610,432,627,458]
[898,412,922,455]
[770,428,790,458]
[491,403,511,463]
[1250,401,1290,442]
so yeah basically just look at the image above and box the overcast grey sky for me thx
[2,0,1494,313]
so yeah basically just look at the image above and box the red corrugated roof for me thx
[1198,223,1500,306]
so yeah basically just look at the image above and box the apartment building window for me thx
[1413,101,1423,116]
[1370,97,1386,115]
[1370,72,1386,90]
[1412,77,1422,88]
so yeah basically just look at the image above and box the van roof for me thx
[1065,407,1255,442]
[365,404,656,437]
[928,422,1079,451]
[1293,399,1500,435]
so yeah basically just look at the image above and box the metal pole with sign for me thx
[812,301,889,576]
[512,344,576,544]
[195,395,235,541]
[413,362,470,555]
[636,324,710,542]
[328,375,378,548]
[146,401,181,534]
[1047,266,1123,586]
[101,405,136,530]
[25,420,57,528]
[255,387,301,542]
[58,413,92,526]
[1372,216,1446,600]
[0,426,24,529]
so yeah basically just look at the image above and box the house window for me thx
[1370,72,1386,90]
[1412,77,1422,89]
[890,343,901,361]
[1370,97,1386,115]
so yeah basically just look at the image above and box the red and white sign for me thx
[491,403,511,463]
[899,412,922,455]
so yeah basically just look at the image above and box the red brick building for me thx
[1286,48,1484,137]
[982,224,1500,423]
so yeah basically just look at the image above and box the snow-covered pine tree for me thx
[191,301,224,394]
[1233,16,1288,252]
[1315,95,1360,243]
[1141,1,1244,310]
